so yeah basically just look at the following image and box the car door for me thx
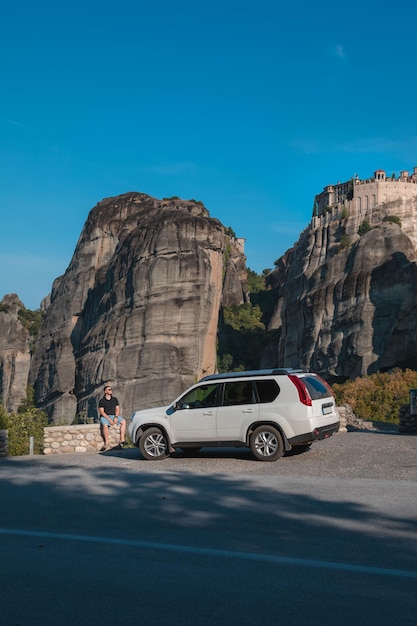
[170,383,219,442]
[216,380,259,440]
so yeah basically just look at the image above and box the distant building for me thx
[314,167,417,216]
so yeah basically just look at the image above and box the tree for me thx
[224,226,236,238]
[246,268,265,293]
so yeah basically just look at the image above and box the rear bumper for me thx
[288,420,340,446]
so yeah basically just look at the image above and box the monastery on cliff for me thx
[314,167,417,216]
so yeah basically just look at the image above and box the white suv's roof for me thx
[199,368,305,382]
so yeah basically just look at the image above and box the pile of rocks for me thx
[338,403,398,433]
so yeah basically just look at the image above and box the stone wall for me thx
[43,423,123,455]
[336,406,348,433]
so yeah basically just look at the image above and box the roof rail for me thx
[199,368,306,382]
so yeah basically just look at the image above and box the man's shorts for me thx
[100,415,124,427]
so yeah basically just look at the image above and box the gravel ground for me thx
[3,430,417,482]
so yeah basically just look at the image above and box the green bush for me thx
[358,220,371,236]
[383,215,402,227]
[333,368,417,424]
[0,404,9,430]
[0,388,48,455]
[340,234,351,249]
[246,268,266,294]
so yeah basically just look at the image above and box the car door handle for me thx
[203,411,214,416]
[242,408,255,413]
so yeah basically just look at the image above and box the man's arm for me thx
[99,405,117,425]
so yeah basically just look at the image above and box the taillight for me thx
[288,374,312,406]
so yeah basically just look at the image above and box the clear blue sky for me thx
[2,0,417,310]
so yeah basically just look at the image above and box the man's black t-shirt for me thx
[99,396,119,416]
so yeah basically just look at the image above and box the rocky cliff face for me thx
[5,189,417,420]
[28,193,248,423]
[0,294,31,412]
[265,201,417,381]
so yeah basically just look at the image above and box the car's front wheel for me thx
[250,425,284,461]
[139,428,169,460]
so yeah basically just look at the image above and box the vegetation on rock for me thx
[217,269,281,372]
[18,306,43,352]
[358,219,371,236]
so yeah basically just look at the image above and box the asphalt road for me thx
[1,431,417,625]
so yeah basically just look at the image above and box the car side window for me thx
[177,384,219,409]
[254,380,279,403]
[223,381,255,406]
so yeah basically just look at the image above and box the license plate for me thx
[322,403,333,415]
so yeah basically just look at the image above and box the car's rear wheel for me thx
[139,428,169,460]
[250,425,284,461]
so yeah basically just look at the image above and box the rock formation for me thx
[0,294,31,412]
[4,187,417,422]
[265,199,417,381]
[28,193,248,423]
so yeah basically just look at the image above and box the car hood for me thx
[131,405,172,419]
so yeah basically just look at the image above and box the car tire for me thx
[139,427,169,460]
[250,425,284,462]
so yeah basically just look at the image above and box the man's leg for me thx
[101,423,109,449]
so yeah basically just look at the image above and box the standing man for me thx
[98,385,126,451]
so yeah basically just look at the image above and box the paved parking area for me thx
[3,430,416,481]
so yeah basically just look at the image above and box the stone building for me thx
[315,167,417,216]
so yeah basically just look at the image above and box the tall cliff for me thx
[28,193,248,423]
[0,294,32,412]
[265,197,417,380]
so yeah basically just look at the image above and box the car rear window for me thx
[254,379,279,403]
[300,375,332,400]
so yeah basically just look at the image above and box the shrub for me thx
[340,234,351,249]
[224,226,236,238]
[0,387,48,455]
[358,220,371,236]
[5,408,48,455]
[383,215,402,227]
[333,368,417,424]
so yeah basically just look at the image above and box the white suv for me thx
[128,369,339,462]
